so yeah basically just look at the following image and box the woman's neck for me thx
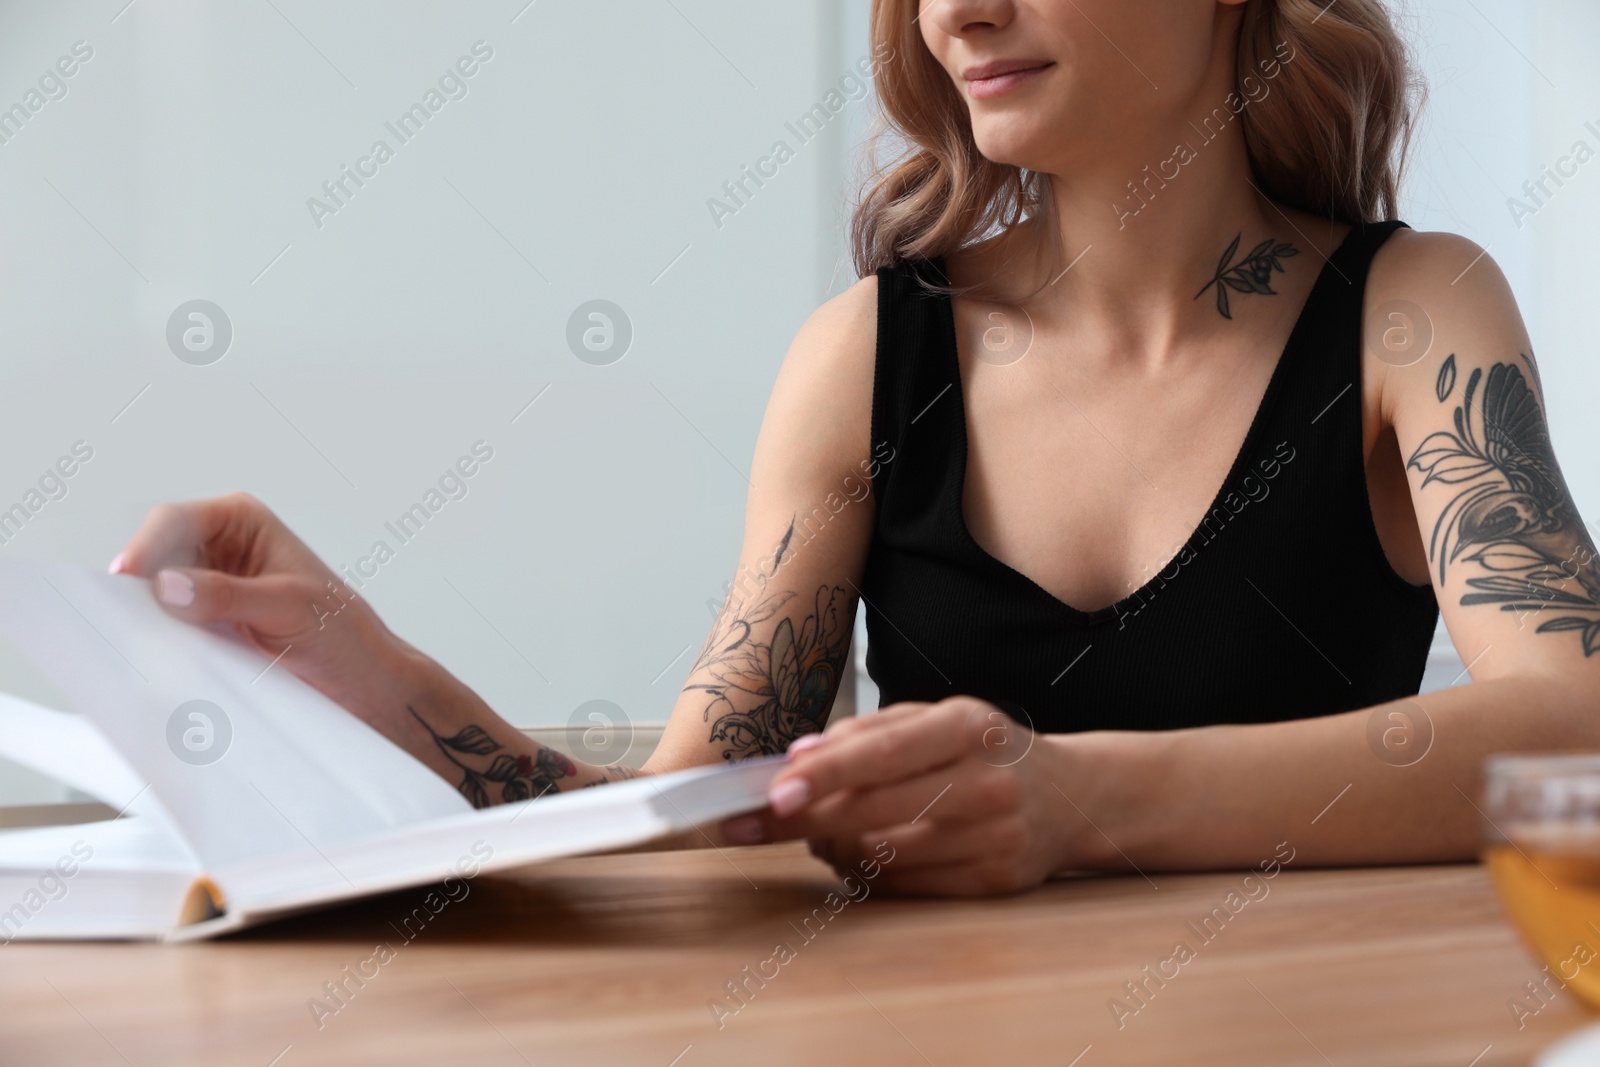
[1082,156,1274,320]
[953,32,1340,362]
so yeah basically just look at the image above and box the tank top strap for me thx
[1264,218,1412,430]
[869,256,960,517]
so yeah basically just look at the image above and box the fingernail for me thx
[156,570,195,607]
[787,733,829,756]
[107,553,125,575]
[768,777,811,817]
[723,814,766,845]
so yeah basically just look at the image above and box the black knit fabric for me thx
[861,220,1439,731]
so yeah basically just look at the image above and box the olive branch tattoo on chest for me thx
[688,522,854,760]
[1194,233,1299,319]
[408,705,576,808]
[1406,353,1600,655]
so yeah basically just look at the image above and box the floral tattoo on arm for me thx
[408,705,576,808]
[1407,353,1600,655]
[688,521,854,760]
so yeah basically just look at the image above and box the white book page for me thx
[0,692,173,825]
[0,819,202,941]
[0,562,469,872]
[0,818,196,875]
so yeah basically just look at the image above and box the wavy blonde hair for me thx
[850,0,1423,281]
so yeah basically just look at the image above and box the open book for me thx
[0,562,782,942]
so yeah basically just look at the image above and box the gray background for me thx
[1,0,1596,802]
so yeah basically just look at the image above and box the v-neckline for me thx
[934,224,1360,625]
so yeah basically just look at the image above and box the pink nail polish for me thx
[768,777,811,817]
[107,553,126,575]
[156,570,195,607]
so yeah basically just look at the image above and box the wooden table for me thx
[0,842,1590,1066]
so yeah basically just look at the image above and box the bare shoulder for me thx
[784,273,878,374]
[1367,228,1524,327]
[752,274,880,486]
[1364,227,1535,416]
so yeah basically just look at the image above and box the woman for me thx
[111,0,1600,896]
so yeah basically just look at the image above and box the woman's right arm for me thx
[109,275,883,797]
[107,491,628,804]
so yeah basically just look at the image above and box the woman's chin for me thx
[969,122,1065,174]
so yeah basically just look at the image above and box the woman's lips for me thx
[966,62,1053,101]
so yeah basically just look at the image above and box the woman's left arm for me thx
[739,231,1600,894]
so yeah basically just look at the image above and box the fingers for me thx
[150,567,324,641]
[109,492,271,578]
[767,760,1013,841]
[783,702,931,757]
[110,502,202,576]
[760,700,1052,899]
[768,697,991,815]
[832,815,1021,871]
[807,699,930,741]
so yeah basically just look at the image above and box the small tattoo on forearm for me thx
[408,705,575,807]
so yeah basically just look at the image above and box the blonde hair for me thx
[850,0,1423,281]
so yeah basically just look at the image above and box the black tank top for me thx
[861,220,1439,732]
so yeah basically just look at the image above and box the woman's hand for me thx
[108,491,423,728]
[722,697,1078,896]
[109,491,642,803]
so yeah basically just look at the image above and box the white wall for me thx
[0,1,871,774]
[1534,0,1600,551]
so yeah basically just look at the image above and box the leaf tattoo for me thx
[1406,358,1600,655]
[689,521,853,760]
[409,705,575,807]
[1436,354,1457,402]
[439,724,498,755]
[1194,234,1299,319]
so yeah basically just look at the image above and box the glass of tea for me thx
[1484,753,1600,1012]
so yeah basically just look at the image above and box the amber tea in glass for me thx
[1483,754,1600,1011]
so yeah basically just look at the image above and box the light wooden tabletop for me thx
[0,842,1590,1066]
